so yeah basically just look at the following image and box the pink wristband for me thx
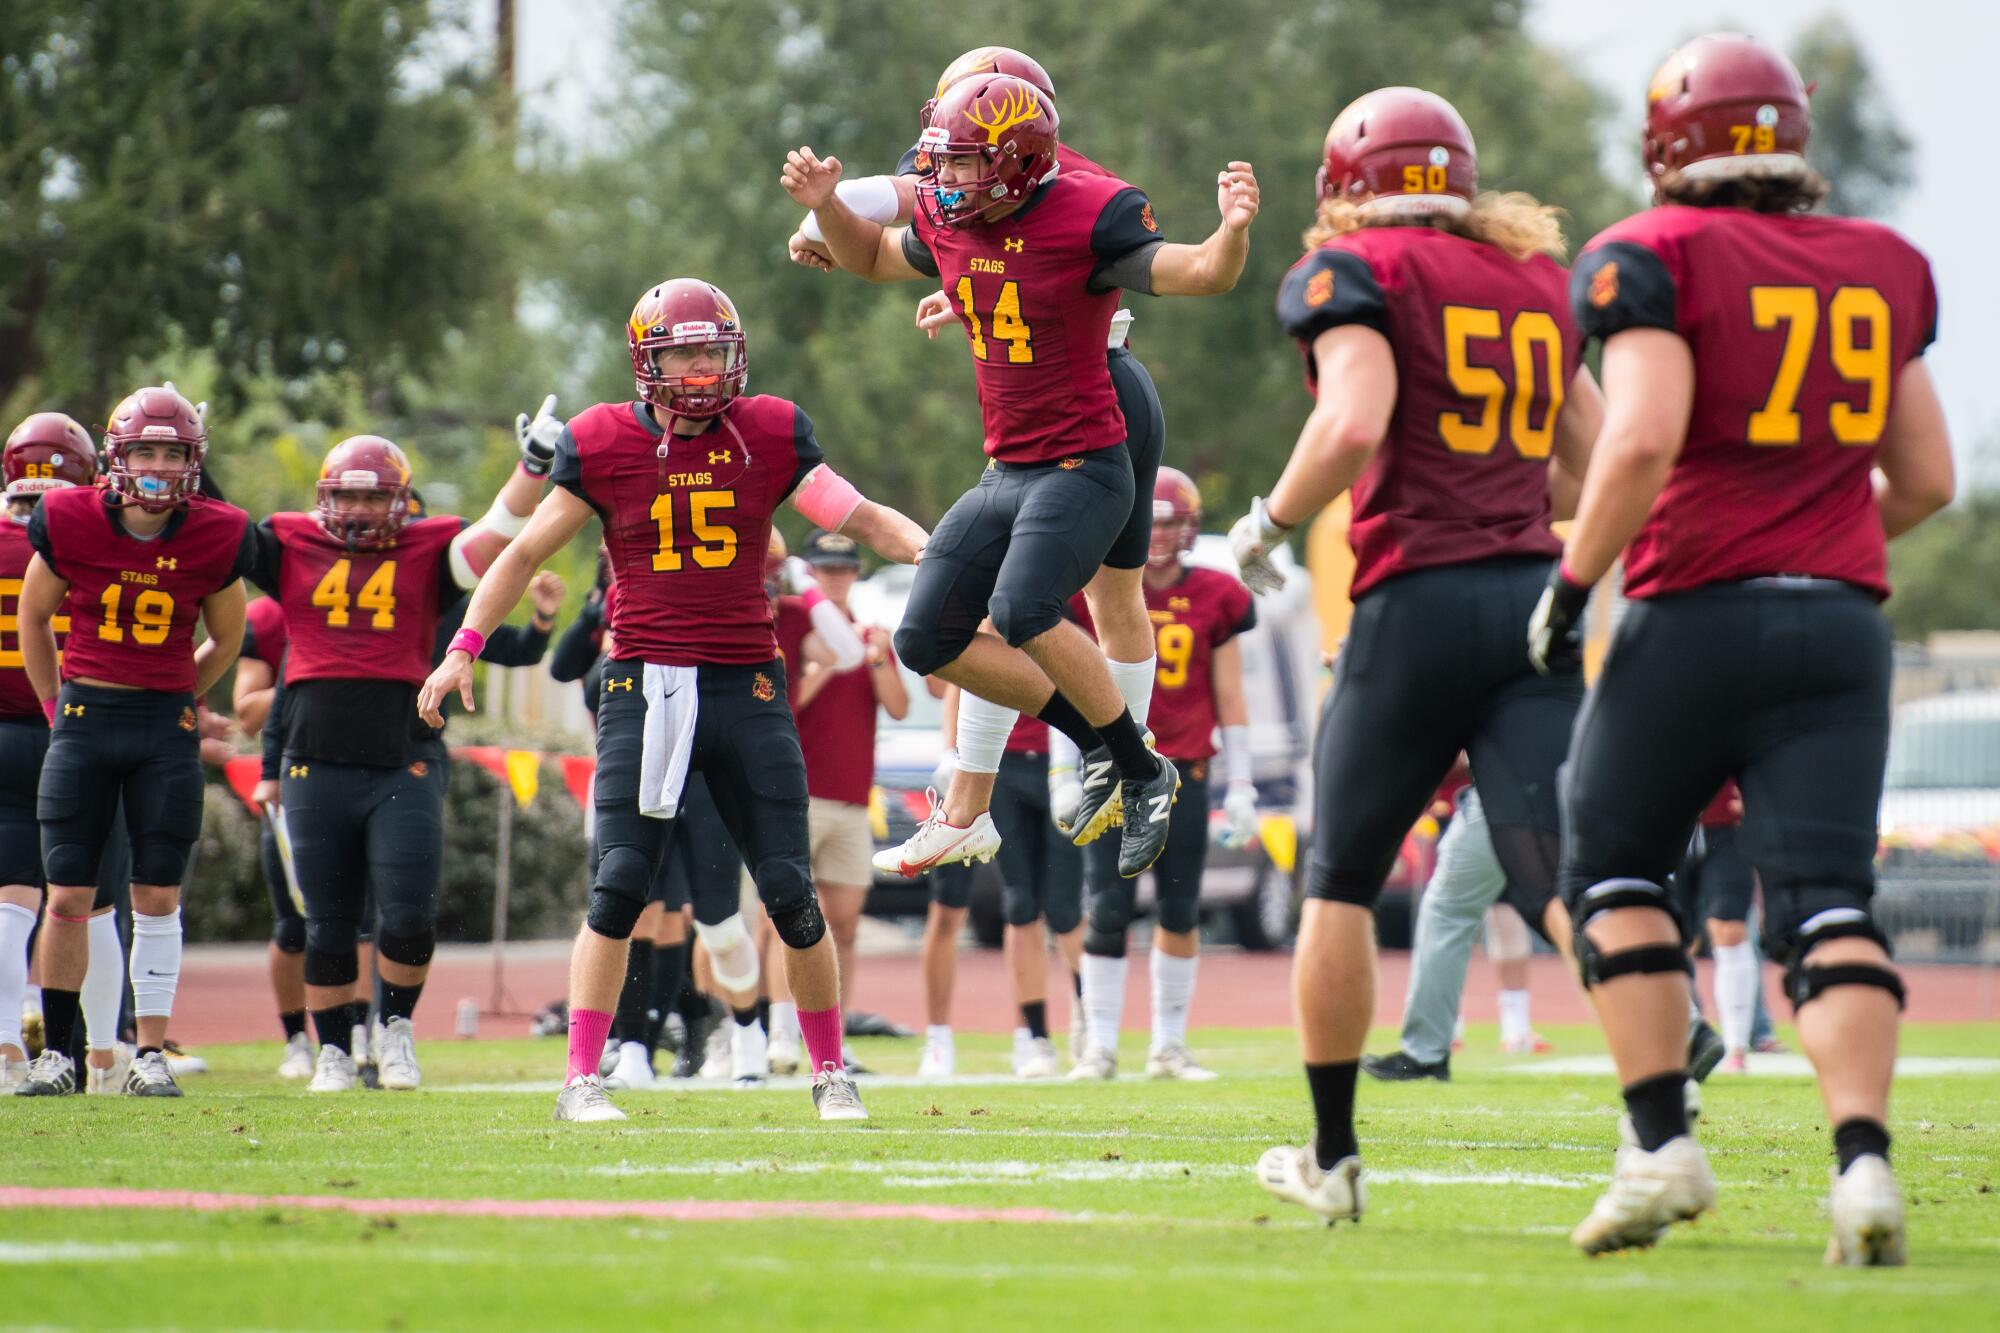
[42,698,56,724]
[1558,559,1585,588]
[449,627,486,659]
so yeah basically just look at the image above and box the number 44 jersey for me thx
[1572,206,1937,601]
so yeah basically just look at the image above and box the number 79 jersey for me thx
[552,396,824,666]
[256,512,466,686]
[1277,227,1578,599]
[1572,206,1937,600]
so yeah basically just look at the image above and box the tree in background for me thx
[1792,14,1914,219]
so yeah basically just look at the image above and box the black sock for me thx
[648,942,688,1052]
[313,1007,351,1053]
[1096,709,1160,782]
[1020,1000,1049,1040]
[1622,1070,1690,1152]
[136,1045,161,1059]
[677,984,711,1024]
[1073,971,1083,997]
[614,940,654,1041]
[1035,691,1103,757]
[1833,1117,1891,1172]
[348,997,370,1033]
[40,988,81,1061]
[754,996,771,1031]
[280,1009,307,1041]
[379,979,423,1023]
[731,1005,759,1028]
[1306,1061,1360,1168]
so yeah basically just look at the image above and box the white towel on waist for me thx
[638,663,699,819]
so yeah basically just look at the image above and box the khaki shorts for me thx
[808,797,874,888]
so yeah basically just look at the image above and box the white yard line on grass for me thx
[585,1158,1599,1189]
[1510,1055,2000,1078]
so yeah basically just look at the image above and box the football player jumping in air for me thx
[419,278,927,1123]
[1529,34,1950,1263]
[241,434,543,1094]
[15,386,252,1098]
[790,50,1172,868]
[1231,89,1604,1223]
[785,72,1257,884]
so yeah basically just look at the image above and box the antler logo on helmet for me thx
[965,85,1045,145]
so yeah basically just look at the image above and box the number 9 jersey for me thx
[1571,207,1937,600]
[1276,227,1580,598]
[28,485,254,692]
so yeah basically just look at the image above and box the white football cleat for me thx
[1145,1044,1218,1081]
[604,1040,657,1091]
[1572,1136,1716,1255]
[276,1031,315,1080]
[810,1064,867,1121]
[1066,1045,1117,1081]
[917,1034,954,1080]
[730,1022,768,1087]
[85,1048,131,1096]
[308,1045,359,1093]
[1825,1155,1906,1267]
[1014,1036,1061,1080]
[1256,1147,1364,1224]
[871,804,1001,877]
[374,1017,421,1091]
[553,1074,626,1122]
[766,1030,801,1077]
[125,1049,182,1097]
[699,1018,732,1080]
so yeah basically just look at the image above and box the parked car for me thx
[1875,689,2000,954]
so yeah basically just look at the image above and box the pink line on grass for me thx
[0,1186,1068,1225]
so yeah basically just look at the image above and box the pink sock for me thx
[797,1005,844,1074]
[566,1008,613,1083]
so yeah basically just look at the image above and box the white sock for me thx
[1080,953,1126,1054]
[1713,941,1758,1055]
[0,902,34,1052]
[84,912,125,1051]
[129,908,183,1022]
[1498,988,1532,1047]
[955,692,1018,775]
[1107,658,1157,729]
[769,1000,798,1041]
[1149,949,1197,1051]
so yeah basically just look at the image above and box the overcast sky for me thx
[505,0,1996,464]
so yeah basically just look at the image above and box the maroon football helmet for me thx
[917,74,1060,229]
[103,385,206,512]
[627,279,748,419]
[1643,33,1810,192]
[316,435,414,548]
[4,413,98,506]
[1317,87,1477,220]
[1149,467,1202,569]
[921,47,1055,131]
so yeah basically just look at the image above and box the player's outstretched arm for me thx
[1147,162,1259,297]
[1548,365,1607,523]
[837,498,928,566]
[781,146,923,283]
[19,555,68,712]
[1872,358,1954,539]
[792,175,921,272]
[195,581,248,696]
[418,486,594,726]
[449,400,555,590]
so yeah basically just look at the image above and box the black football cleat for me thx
[1361,1050,1450,1083]
[1117,756,1180,879]
[1068,744,1122,846]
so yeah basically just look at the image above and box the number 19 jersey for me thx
[1573,206,1937,600]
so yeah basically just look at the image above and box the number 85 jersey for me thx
[1572,207,1937,600]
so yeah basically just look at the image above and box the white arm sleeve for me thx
[809,599,866,671]
[447,496,532,591]
[800,175,904,242]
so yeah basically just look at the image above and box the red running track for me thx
[166,941,1996,1047]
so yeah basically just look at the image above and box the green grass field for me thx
[6,1023,1998,1331]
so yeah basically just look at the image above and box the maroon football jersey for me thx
[907,172,1157,463]
[551,396,824,667]
[796,604,895,806]
[30,487,251,693]
[1004,713,1050,755]
[773,594,813,687]
[1573,207,1937,600]
[1277,227,1579,598]
[1070,567,1255,763]
[241,594,290,667]
[264,512,463,687]
[0,519,70,720]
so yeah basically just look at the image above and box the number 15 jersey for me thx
[1573,206,1937,601]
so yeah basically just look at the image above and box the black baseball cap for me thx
[801,528,863,569]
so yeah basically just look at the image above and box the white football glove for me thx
[1217,780,1259,850]
[1229,496,1290,595]
[515,393,562,476]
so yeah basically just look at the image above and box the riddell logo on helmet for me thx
[671,321,720,340]
[141,425,179,439]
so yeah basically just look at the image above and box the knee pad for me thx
[1780,908,1904,1012]
[1001,879,1042,928]
[1086,890,1132,943]
[768,896,827,951]
[130,838,193,890]
[752,858,814,921]
[1570,878,1689,989]
[375,927,436,969]
[693,913,760,991]
[585,883,645,941]
[303,945,360,989]
[987,590,1062,649]
[272,916,307,955]
[893,621,966,679]
[375,900,437,944]
[305,917,360,960]
[1043,894,1083,938]
[1155,896,1199,936]
[1083,927,1128,959]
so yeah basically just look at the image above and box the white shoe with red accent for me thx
[871,799,1001,877]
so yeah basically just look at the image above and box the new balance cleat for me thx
[1571,1136,1716,1256]
[810,1064,867,1121]
[14,1049,76,1097]
[1256,1147,1364,1224]
[1066,1045,1117,1081]
[276,1031,315,1080]
[125,1050,183,1097]
[553,1074,626,1122]
[1686,1017,1725,1084]
[1361,1050,1449,1083]
[872,800,1000,877]
[374,1017,421,1091]
[309,1045,359,1093]
[1069,746,1123,847]
[1116,757,1179,878]
[1825,1155,1906,1267]
[1145,1044,1218,1081]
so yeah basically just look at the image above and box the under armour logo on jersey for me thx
[62,703,84,718]
[156,556,177,570]
[288,764,309,779]
[606,677,634,693]
[1003,236,1024,253]
[709,449,732,465]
